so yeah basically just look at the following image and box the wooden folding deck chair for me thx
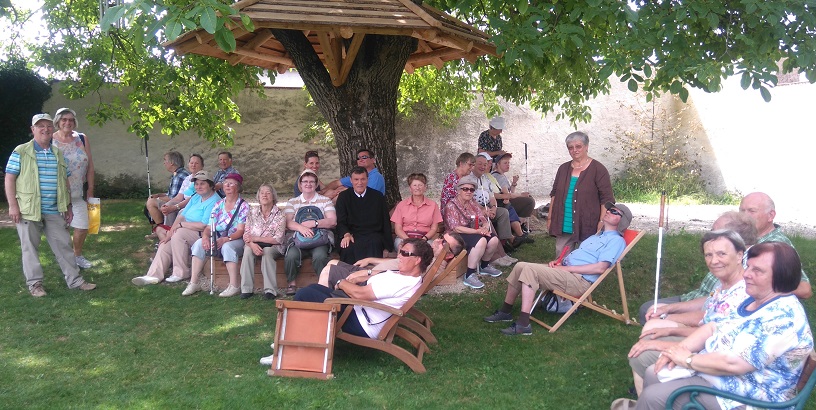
[321,250,448,373]
[529,229,645,332]
[401,249,468,345]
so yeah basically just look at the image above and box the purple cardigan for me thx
[548,159,614,242]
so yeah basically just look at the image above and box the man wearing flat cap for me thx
[477,116,507,159]
[5,114,96,297]
[484,202,633,335]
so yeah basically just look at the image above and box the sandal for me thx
[286,285,297,296]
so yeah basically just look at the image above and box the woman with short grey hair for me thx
[547,131,614,257]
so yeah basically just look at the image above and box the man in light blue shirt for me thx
[484,202,632,335]
[323,148,385,199]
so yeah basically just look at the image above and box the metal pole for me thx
[523,142,529,190]
[652,192,667,315]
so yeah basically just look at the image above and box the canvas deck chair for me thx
[529,229,645,333]
[401,249,468,345]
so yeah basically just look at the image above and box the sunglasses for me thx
[357,155,371,160]
[608,208,623,217]
[399,249,416,257]
[460,187,475,192]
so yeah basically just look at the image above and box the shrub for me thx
[94,172,149,199]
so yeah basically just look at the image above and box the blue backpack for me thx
[291,205,332,249]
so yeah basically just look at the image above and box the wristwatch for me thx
[313,220,319,228]
[685,353,696,369]
[367,269,372,276]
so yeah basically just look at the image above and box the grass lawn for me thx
[0,200,814,409]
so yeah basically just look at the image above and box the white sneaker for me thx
[131,276,161,286]
[259,354,274,366]
[182,282,202,296]
[491,256,515,267]
[75,255,93,269]
[165,275,184,283]
[219,284,240,298]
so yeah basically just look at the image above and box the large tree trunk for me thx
[271,29,416,208]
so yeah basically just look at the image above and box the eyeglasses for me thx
[33,124,54,130]
[399,249,416,257]
[460,187,475,192]
[608,208,623,217]
[357,155,371,160]
[223,181,238,187]
[300,180,316,185]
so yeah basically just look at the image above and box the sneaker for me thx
[500,322,533,336]
[263,292,277,300]
[75,255,93,269]
[479,265,502,277]
[165,275,184,283]
[484,310,513,323]
[504,255,518,263]
[490,256,514,267]
[29,282,47,297]
[259,354,274,366]
[463,274,485,289]
[219,284,240,298]
[78,282,97,291]
[131,276,161,286]
[182,282,202,296]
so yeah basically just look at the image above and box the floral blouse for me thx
[243,204,286,254]
[444,197,488,232]
[440,171,460,217]
[208,197,249,237]
[52,131,88,198]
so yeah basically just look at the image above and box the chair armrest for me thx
[666,385,802,410]
[323,298,405,316]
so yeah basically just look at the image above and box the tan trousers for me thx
[240,245,284,295]
[506,261,591,297]
[17,213,86,288]
[145,227,200,280]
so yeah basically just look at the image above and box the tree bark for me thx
[271,29,416,208]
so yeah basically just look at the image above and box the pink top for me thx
[390,196,443,237]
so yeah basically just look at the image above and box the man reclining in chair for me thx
[317,232,465,287]
[259,238,435,366]
[483,202,633,335]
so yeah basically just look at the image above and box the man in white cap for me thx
[4,114,96,297]
[478,116,507,159]
[484,202,632,335]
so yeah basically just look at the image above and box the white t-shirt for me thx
[353,271,422,338]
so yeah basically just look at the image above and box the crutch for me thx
[209,219,215,295]
[652,192,667,316]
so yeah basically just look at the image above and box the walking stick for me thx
[209,219,215,295]
[652,192,667,316]
[144,134,152,197]
[523,142,529,190]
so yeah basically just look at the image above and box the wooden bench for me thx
[203,257,320,293]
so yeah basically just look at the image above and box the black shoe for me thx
[240,292,254,299]
[522,234,535,244]
[263,292,277,300]
[502,240,514,253]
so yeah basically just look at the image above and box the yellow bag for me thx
[87,197,101,235]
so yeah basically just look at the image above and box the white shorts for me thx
[70,197,89,230]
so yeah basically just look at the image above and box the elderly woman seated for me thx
[132,171,220,286]
[614,242,813,409]
[391,173,443,249]
[628,230,749,395]
[443,175,502,290]
[238,183,287,300]
[182,173,249,297]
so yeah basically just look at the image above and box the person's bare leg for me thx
[468,238,487,269]
[155,226,169,242]
[504,283,521,305]
[511,221,523,237]
[226,262,240,288]
[146,197,164,225]
[72,228,88,257]
[483,236,501,262]
[520,283,537,314]
[190,256,205,283]
[633,371,644,396]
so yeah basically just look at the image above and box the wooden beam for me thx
[317,31,342,86]
[406,48,462,65]
[338,33,365,85]
[227,53,247,66]
[232,0,261,11]
[339,26,354,39]
[231,48,294,66]
[404,63,415,74]
[428,34,473,52]
[172,39,205,55]
[397,0,442,29]
[243,28,275,51]
[416,39,433,53]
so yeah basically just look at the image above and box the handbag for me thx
[541,291,574,314]
[205,198,243,259]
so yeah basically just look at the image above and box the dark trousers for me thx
[339,233,384,264]
[293,284,368,338]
